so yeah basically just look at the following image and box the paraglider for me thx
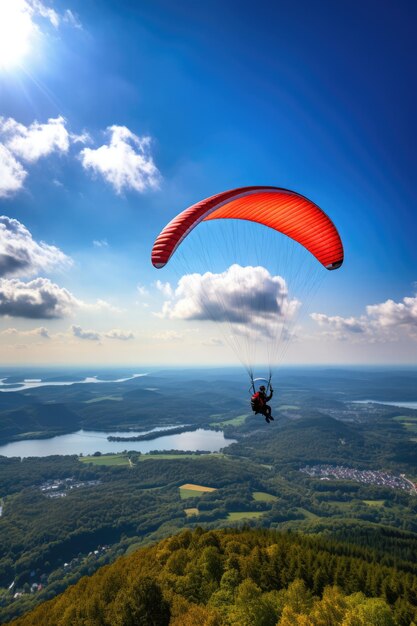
[151,186,343,421]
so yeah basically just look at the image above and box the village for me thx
[300,464,417,493]
[39,478,101,498]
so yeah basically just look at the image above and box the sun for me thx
[0,1,36,70]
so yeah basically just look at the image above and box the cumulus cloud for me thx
[0,216,72,279]
[311,291,417,342]
[104,329,134,341]
[311,313,367,337]
[157,264,299,338]
[0,116,70,162]
[71,325,100,341]
[155,280,173,298]
[1,326,49,338]
[80,125,161,194]
[366,296,417,328]
[0,277,80,319]
[0,145,27,197]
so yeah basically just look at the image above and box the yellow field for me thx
[184,508,199,517]
[179,483,217,500]
[180,483,217,492]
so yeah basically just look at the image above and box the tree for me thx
[110,577,170,626]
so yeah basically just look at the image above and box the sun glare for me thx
[0,1,36,70]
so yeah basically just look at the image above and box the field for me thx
[184,507,199,517]
[363,500,385,507]
[138,453,207,461]
[252,491,278,502]
[210,414,249,427]
[297,508,321,520]
[79,454,131,466]
[179,483,217,499]
[227,511,264,521]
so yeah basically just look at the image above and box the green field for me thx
[139,453,223,461]
[179,483,217,499]
[180,489,202,499]
[363,500,385,507]
[79,454,131,466]
[297,507,321,520]
[227,511,264,521]
[252,491,278,502]
[210,414,249,427]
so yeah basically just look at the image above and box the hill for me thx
[8,527,417,625]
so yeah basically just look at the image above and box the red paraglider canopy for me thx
[151,186,344,270]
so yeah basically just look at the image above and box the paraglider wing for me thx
[151,186,344,270]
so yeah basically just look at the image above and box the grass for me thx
[363,500,385,507]
[227,511,264,521]
[179,483,217,499]
[184,507,199,517]
[79,454,131,466]
[138,453,223,461]
[209,414,249,427]
[297,507,320,520]
[252,491,278,502]
[393,415,417,422]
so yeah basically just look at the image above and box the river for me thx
[0,427,236,458]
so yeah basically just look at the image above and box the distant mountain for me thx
[9,527,417,625]
[0,404,81,443]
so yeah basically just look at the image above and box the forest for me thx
[9,527,417,625]
[1,368,417,622]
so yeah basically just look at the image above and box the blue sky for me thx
[0,0,416,366]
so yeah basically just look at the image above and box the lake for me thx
[0,373,147,392]
[353,400,417,410]
[0,427,236,458]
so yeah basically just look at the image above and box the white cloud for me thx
[26,1,82,29]
[70,131,91,145]
[0,277,80,319]
[104,329,134,341]
[80,125,161,194]
[311,313,367,336]
[366,296,417,328]
[152,330,185,342]
[155,280,173,298]
[0,116,70,163]
[71,324,100,341]
[29,0,59,28]
[202,337,224,347]
[137,283,149,297]
[1,326,49,338]
[0,145,27,197]
[157,264,299,339]
[93,239,109,248]
[0,216,72,278]
[311,291,417,342]
[63,9,82,29]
